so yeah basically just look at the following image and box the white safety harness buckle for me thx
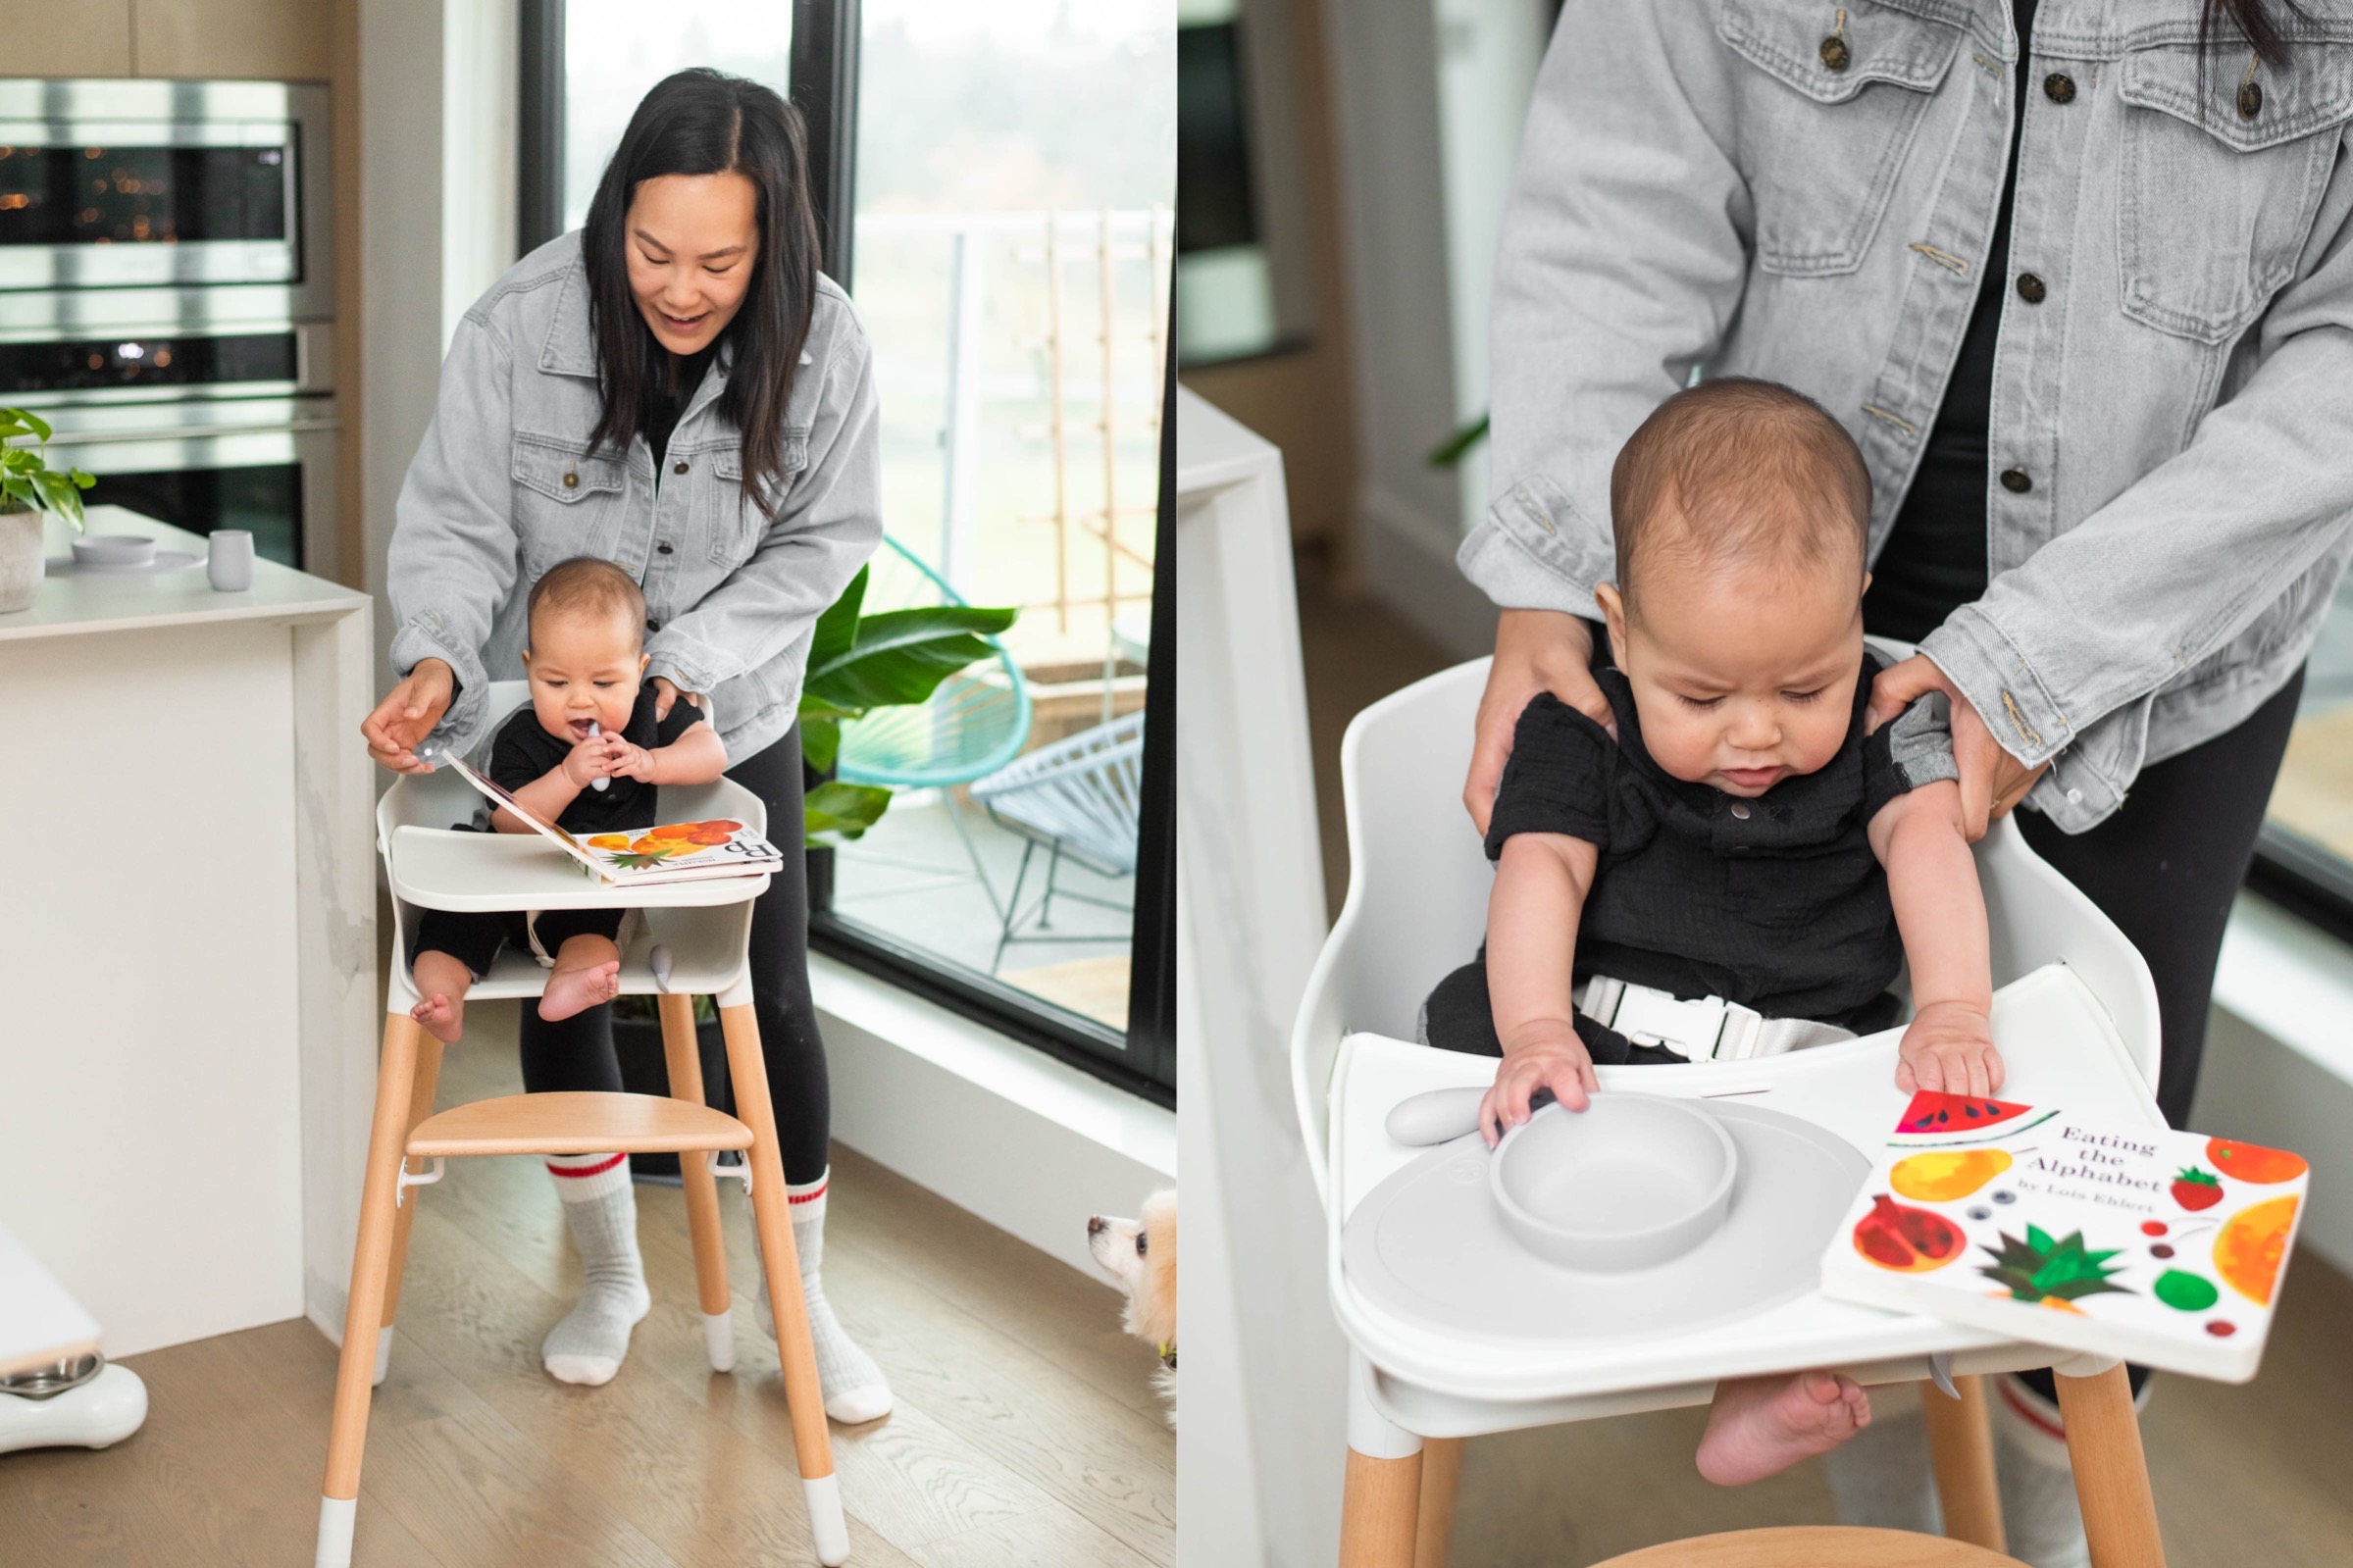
[1577,977,1768,1061]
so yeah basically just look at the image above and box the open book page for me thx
[437,751,782,885]
[1818,1090,2309,1382]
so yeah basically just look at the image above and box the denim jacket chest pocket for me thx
[2118,41,2353,342]
[705,431,810,568]
[512,433,629,572]
[1715,0,1964,277]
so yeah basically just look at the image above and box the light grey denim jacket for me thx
[1459,0,2353,832]
[387,230,883,763]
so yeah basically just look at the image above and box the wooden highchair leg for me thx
[2056,1361,2167,1568]
[315,1012,426,1568]
[1343,1448,1424,1568]
[721,1001,849,1567]
[1412,1436,1463,1568]
[661,993,737,1372]
[1920,1374,2006,1554]
[372,1029,444,1388]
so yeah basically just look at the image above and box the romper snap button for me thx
[1729,800,1752,820]
[562,471,579,489]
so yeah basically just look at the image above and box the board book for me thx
[1818,1090,2309,1382]
[438,751,783,885]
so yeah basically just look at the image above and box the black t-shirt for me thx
[487,685,706,835]
[643,341,721,471]
[1484,652,1955,1025]
[1864,0,2038,644]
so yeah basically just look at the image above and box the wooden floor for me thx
[0,1000,1173,1567]
[1297,561,2353,1566]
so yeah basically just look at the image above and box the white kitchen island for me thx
[0,506,377,1359]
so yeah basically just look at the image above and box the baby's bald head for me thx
[1609,378,1871,618]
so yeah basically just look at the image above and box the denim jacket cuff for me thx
[388,618,489,757]
[642,638,735,701]
[1919,608,2077,769]
[1457,475,1614,619]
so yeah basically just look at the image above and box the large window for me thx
[525,0,1175,1100]
[2256,578,2353,933]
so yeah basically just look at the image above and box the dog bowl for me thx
[72,534,157,570]
[1490,1093,1738,1272]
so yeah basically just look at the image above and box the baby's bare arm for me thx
[1868,781,2003,1095]
[636,718,729,785]
[1481,832,1603,1142]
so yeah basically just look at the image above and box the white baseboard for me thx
[1356,482,1499,661]
[811,955,1178,1280]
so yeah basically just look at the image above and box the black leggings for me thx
[2011,667,2303,1404]
[516,724,832,1186]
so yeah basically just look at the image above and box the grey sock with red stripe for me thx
[540,1152,651,1387]
[756,1170,893,1423]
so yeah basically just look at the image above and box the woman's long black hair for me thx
[2202,0,2308,68]
[581,69,822,515]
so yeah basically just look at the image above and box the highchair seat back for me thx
[376,680,770,1010]
[1291,649,2164,1203]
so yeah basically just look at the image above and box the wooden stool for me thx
[1355,1365,2165,1568]
[318,689,847,1567]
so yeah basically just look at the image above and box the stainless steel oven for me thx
[0,79,338,577]
[0,79,332,328]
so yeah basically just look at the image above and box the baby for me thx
[1428,378,2003,1485]
[408,556,729,1042]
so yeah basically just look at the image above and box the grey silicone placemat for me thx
[1342,1100,1870,1343]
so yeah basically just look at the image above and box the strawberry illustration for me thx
[2171,1167,2223,1211]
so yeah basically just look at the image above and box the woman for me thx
[359,69,890,1422]
[1458,0,2349,1554]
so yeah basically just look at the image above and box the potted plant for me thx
[0,407,95,614]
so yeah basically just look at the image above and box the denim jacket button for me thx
[656,541,674,555]
[674,461,690,476]
[2067,788,2083,804]
[1818,34,1850,72]
[646,619,661,632]
[2239,80,2264,121]
[2017,273,2047,304]
[2000,468,2032,493]
[2044,73,2075,104]
[562,471,579,489]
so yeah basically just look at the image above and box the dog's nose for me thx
[1087,1216,1105,1236]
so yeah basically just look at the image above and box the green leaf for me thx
[807,565,868,675]
[803,604,1018,711]
[804,780,892,846]
[1426,414,1490,470]
[0,406,50,442]
[794,693,863,725]
[0,474,37,509]
[32,468,84,531]
[799,715,842,774]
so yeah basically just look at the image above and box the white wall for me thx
[442,0,521,353]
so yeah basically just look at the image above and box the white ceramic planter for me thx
[0,509,44,614]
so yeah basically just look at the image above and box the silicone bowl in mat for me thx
[1490,1093,1738,1272]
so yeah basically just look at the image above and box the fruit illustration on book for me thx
[1977,1225,2130,1312]
[1890,1148,2012,1202]
[2152,1269,2220,1313]
[1891,1091,2058,1146]
[582,820,746,867]
[1853,1194,1966,1272]
[2170,1167,2223,1211]
[2205,1138,2307,1185]
[2214,1194,2298,1305]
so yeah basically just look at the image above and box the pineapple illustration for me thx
[1977,1226,2134,1313]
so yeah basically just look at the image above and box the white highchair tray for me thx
[1345,1100,1867,1343]
[1329,963,2168,1402]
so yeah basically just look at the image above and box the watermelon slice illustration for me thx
[1890,1090,2058,1146]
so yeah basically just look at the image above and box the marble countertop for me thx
[0,504,367,644]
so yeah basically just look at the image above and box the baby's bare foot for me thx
[1694,1370,1871,1487]
[410,992,464,1044]
[539,959,621,1022]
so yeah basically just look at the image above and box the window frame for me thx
[517,0,1177,1105]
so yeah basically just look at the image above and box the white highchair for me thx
[1294,653,2175,1568]
[314,683,848,1568]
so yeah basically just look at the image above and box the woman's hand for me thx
[1866,655,2049,841]
[362,658,455,774]
[649,677,702,723]
[1465,610,1614,835]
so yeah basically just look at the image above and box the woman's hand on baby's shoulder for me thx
[1896,999,2004,1099]
[1466,612,1614,835]
[1480,1020,1599,1147]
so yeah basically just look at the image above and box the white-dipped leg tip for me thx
[372,1328,393,1387]
[703,1310,738,1373]
[315,1494,357,1568]
[803,1473,849,1565]
[824,1385,893,1425]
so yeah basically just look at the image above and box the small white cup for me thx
[206,530,256,591]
